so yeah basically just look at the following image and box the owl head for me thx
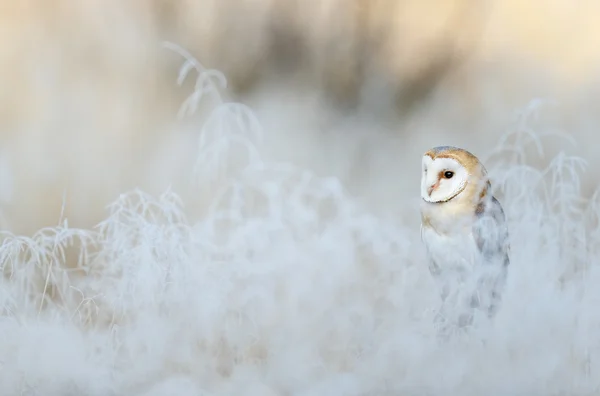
[421,145,489,204]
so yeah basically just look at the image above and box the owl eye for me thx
[443,171,454,179]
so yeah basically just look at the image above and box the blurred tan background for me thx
[1,0,599,235]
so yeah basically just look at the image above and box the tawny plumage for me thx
[420,145,510,328]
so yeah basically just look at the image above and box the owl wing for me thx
[471,195,511,316]
[473,195,510,267]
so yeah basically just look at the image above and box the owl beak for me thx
[427,181,440,196]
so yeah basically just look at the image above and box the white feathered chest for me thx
[421,199,509,320]
[421,201,483,286]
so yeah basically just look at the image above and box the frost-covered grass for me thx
[1,45,599,396]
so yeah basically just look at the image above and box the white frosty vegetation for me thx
[0,45,598,396]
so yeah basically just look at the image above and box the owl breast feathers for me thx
[419,145,510,319]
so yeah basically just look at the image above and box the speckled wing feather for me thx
[473,196,510,268]
[470,195,510,316]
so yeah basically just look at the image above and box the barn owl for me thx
[420,145,510,328]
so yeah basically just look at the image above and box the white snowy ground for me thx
[0,45,599,396]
